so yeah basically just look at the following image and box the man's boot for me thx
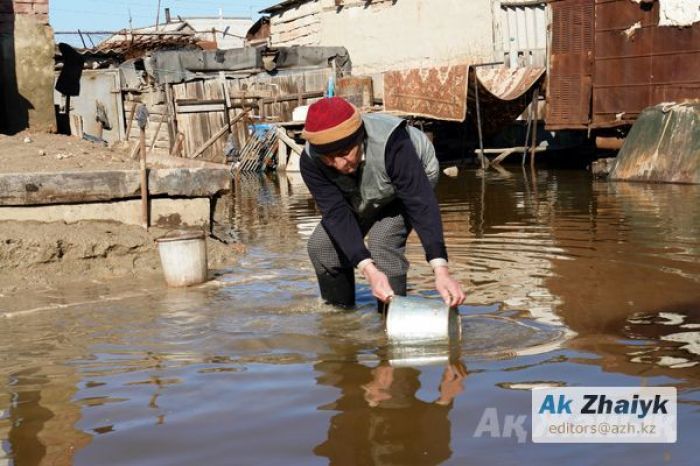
[316,270,356,308]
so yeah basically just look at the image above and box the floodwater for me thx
[1,168,699,465]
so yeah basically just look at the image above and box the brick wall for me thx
[0,0,49,33]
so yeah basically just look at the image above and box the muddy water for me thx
[1,168,699,465]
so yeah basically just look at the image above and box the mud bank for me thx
[0,220,244,294]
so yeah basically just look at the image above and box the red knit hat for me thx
[302,97,364,154]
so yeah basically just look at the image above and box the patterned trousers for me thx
[307,202,411,307]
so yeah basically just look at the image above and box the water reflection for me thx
[1,365,90,466]
[314,357,467,465]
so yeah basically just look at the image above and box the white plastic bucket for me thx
[385,295,462,342]
[156,230,208,287]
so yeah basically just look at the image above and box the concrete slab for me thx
[0,168,233,206]
[0,197,211,227]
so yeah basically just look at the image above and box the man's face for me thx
[320,143,362,174]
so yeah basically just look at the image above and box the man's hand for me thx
[362,364,394,407]
[362,262,395,303]
[436,361,468,405]
[434,267,466,307]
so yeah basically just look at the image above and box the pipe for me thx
[596,136,625,150]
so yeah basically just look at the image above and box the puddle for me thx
[0,169,698,465]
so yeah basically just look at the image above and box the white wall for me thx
[267,0,550,74]
[319,0,496,75]
[268,0,497,71]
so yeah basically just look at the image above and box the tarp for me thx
[610,101,700,184]
[144,46,351,85]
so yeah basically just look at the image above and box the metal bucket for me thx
[387,343,452,367]
[385,295,462,342]
[156,230,208,287]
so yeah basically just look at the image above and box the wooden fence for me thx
[167,68,332,163]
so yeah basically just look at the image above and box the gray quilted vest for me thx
[305,113,439,220]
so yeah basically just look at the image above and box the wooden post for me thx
[136,105,149,229]
[529,87,539,170]
[170,132,184,157]
[164,84,177,153]
[149,116,164,152]
[277,139,288,170]
[258,98,265,120]
[221,81,232,143]
[125,101,137,143]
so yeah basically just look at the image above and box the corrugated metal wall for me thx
[592,0,700,127]
[500,2,548,68]
[547,0,700,130]
[546,0,596,129]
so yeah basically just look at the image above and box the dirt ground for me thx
[0,130,139,173]
[0,220,245,297]
[0,132,243,300]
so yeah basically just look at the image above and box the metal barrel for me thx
[385,295,462,342]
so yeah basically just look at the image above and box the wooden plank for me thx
[190,110,251,159]
[276,127,302,155]
[176,104,227,114]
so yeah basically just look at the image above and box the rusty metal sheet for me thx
[546,0,595,130]
[383,65,469,121]
[592,0,700,127]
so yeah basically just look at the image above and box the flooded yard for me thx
[1,168,698,465]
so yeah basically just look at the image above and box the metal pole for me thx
[77,29,87,48]
[136,105,150,229]
[474,69,486,170]
[522,96,533,166]
[155,0,162,31]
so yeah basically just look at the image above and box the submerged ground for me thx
[0,168,698,465]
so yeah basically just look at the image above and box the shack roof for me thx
[97,17,253,54]
[259,0,314,15]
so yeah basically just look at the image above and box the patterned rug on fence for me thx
[383,65,469,121]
